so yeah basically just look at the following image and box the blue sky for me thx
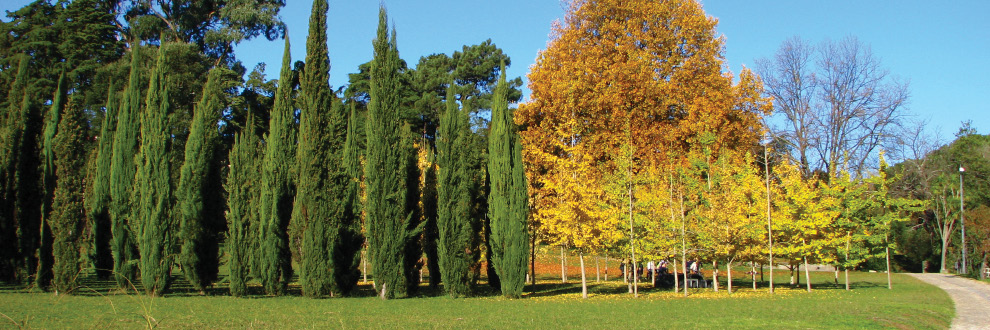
[3,0,987,140]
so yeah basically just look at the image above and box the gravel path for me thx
[908,273,990,330]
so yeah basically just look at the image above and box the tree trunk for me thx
[803,256,811,292]
[595,255,600,283]
[886,234,892,290]
[751,263,756,290]
[560,246,566,283]
[727,260,733,294]
[713,260,719,292]
[834,267,839,285]
[650,263,655,286]
[580,253,588,299]
[363,249,368,284]
[530,230,536,288]
[673,257,680,293]
[846,233,851,291]
[605,256,609,281]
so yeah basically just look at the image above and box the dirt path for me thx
[908,273,990,330]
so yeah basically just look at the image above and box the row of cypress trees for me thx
[1,2,529,299]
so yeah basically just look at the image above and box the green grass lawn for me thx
[0,270,952,329]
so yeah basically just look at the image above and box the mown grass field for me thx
[0,251,954,329]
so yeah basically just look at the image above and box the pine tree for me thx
[109,47,142,289]
[227,113,263,297]
[437,82,474,297]
[366,7,410,299]
[339,102,365,294]
[50,95,89,295]
[0,56,30,283]
[176,68,225,294]
[37,71,69,290]
[488,62,529,298]
[259,36,296,296]
[86,82,118,280]
[135,44,174,296]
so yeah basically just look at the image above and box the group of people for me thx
[618,259,703,280]
[619,259,705,288]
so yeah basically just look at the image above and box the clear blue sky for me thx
[4,0,987,140]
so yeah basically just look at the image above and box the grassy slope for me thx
[0,270,952,329]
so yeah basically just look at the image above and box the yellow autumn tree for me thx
[517,0,772,287]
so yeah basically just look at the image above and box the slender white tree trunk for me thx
[561,246,567,283]
[674,257,680,293]
[580,253,588,299]
[803,256,811,292]
[846,233,851,291]
[727,260,733,294]
[751,263,756,290]
[596,255,600,283]
[886,233,892,290]
[362,249,368,284]
[713,260,719,292]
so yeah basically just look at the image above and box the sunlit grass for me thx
[0,269,952,329]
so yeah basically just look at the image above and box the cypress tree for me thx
[176,68,225,294]
[135,44,174,296]
[0,56,30,282]
[87,82,118,280]
[422,152,440,291]
[402,125,424,295]
[259,36,296,296]
[366,7,410,299]
[109,46,142,289]
[339,102,365,295]
[36,71,69,290]
[487,62,529,298]
[437,82,474,297]
[227,113,262,297]
[297,0,351,298]
[50,96,89,295]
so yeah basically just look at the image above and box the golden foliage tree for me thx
[516,0,771,295]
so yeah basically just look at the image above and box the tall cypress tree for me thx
[402,125,424,295]
[259,36,296,296]
[366,7,410,299]
[297,0,350,298]
[0,56,30,283]
[487,62,528,298]
[176,68,224,294]
[135,44,174,296]
[36,71,69,290]
[422,151,440,291]
[339,102,365,295]
[87,82,118,280]
[437,82,474,297]
[227,113,262,297]
[50,96,89,295]
[109,46,142,289]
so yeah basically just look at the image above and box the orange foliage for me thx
[517,0,771,250]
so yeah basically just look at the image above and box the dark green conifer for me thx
[437,82,474,297]
[421,152,440,291]
[259,36,296,296]
[338,102,365,294]
[366,7,411,299]
[297,0,351,298]
[36,72,69,290]
[86,82,118,280]
[50,95,89,295]
[487,62,528,298]
[227,113,263,297]
[176,68,225,294]
[135,44,174,296]
[109,47,142,289]
[0,56,30,283]
[402,125,424,295]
